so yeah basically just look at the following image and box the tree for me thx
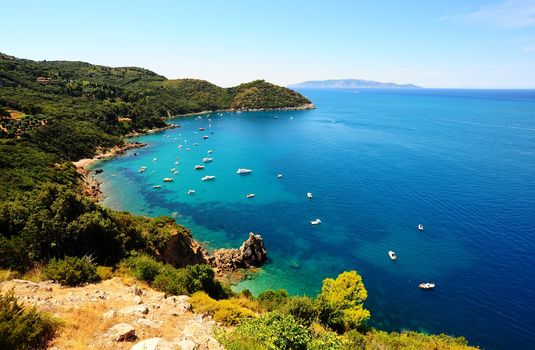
[318,271,370,332]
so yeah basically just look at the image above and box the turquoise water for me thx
[95,89,535,349]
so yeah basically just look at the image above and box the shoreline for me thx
[168,103,315,120]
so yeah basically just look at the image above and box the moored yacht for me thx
[194,165,205,170]
[307,192,313,199]
[310,219,322,225]
[187,189,195,195]
[418,283,435,290]
[202,175,215,181]
[236,168,252,174]
[388,251,397,260]
[163,178,173,182]
[418,224,424,231]
[202,157,213,163]
[246,193,255,198]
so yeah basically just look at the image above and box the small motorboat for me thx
[236,168,252,175]
[193,143,199,146]
[277,174,283,178]
[138,166,147,173]
[246,193,255,198]
[418,224,424,231]
[178,145,183,149]
[173,171,179,175]
[163,178,173,182]
[170,168,176,172]
[194,165,205,170]
[153,185,161,189]
[202,175,215,181]
[388,251,397,260]
[418,283,435,290]
[203,135,209,140]
[202,157,213,163]
[152,157,157,162]
[187,190,195,195]
[186,148,191,151]
[310,219,322,225]
[199,127,206,131]
[307,192,313,199]
[175,161,179,165]
[207,150,213,154]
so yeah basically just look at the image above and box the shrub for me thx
[190,292,256,326]
[95,266,114,280]
[123,255,163,283]
[282,296,320,326]
[0,290,59,350]
[216,312,310,350]
[44,256,99,286]
[257,289,289,311]
[152,264,230,299]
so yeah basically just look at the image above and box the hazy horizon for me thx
[3,0,535,89]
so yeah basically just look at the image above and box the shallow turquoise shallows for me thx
[95,89,535,350]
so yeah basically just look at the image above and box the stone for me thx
[133,285,143,296]
[136,318,163,328]
[134,295,142,304]
[175,339,196,350]
[130,338,177,350]
[103,310,116,320]
[108,323,136,342]
[118,305,149,316]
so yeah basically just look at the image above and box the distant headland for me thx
[288,79,421,89]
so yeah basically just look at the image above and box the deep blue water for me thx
[95,89,535,349]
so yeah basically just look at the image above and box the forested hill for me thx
[0,52,312,136]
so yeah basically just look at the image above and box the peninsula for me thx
[289,79,421,89]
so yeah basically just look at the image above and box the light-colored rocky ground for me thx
[0,277,223,350]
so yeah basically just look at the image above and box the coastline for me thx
[168,103,316,120]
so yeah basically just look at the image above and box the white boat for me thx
[163,178,173,182]
[277,174,283,178]
[207,150,213,154]
[418,283,435,290]
[307,192,313,199]
[202,157,213,163]
[186,148,191,151]
[199,127,206,131]
[152,157,157,162]
[178,145,183,149]
[246,193,255,198]
[170,168,176,172]
[310,219,322,225]
[194,165,205,170]
[173,171,179,175]
[236,168,252,175]
[153,185,161,189]
[418,224,424,231]
[138,166,147,173]
[187,190,195,195]
[202,175,215,181]
[388,251,397,260]
[203,135,209,140]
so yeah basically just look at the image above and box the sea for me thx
[94,88,535,349]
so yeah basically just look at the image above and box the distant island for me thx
[288,79,421,89]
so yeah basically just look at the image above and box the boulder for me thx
[136,318,163,328]
[102,310,116,320]
[108,323,136,341]
[118,305,149,316]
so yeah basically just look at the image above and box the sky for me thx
[2,0,535,88]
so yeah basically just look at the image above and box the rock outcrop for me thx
[161,231,267,273]
[212,232,268,271]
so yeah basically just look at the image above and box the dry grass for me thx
[1,277,196,349]
[0,269,18,282]
[21,264,46,281]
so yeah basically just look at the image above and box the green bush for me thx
[44,256,99,286]
[95,266,114,280]
[152,264,230,299]
[190,292,256,326]
[0,290,59,350]
[123,255,164,283]
[283,296,320,327]
[257,289,289,311]
[216,312,310,350]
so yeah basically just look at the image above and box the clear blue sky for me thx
[2,0,535,88]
